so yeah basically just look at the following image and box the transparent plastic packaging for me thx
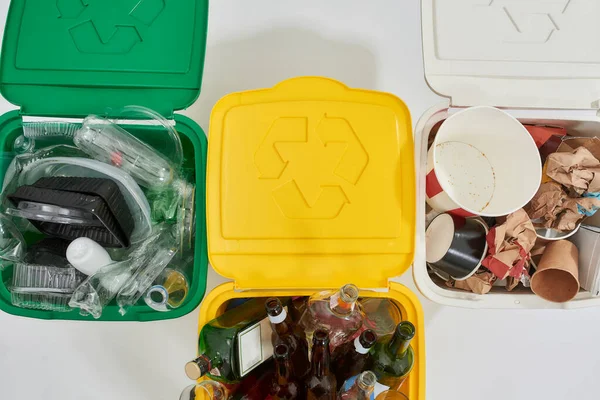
[22,120,80,139]
[13,157,151,243]
[143,256,192,312]
[6,201,102,226]
[0,214,26,269]
[11,292,72,312]
[68,227,167,318]
[2,145,88,196]
[12,135,36,154]
[74,115,177,188]
[11,263,85,294]
[115,105,183,167]
[169,180,196,253]
[117,230,178,315]
[10,241,85,312]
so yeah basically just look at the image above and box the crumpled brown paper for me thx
[481,209,537,280]
[526,182,600,231]
[546,145,600,195]
[527,182,565,225]
[446,269,496,295]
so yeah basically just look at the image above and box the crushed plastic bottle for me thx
[74,116,177,188]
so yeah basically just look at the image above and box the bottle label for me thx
[373,381,390,398]
[237,307,287,377]
[267,308,287,324]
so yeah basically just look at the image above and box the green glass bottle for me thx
[370,322,415,391]
[185,298,284,383]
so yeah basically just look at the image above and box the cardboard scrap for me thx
[481,209,537,280]
[446,270,496,295]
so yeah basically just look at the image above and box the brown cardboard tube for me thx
[530,240,580,303]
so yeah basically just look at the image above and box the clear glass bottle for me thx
[300,284,364,351]
[269,344,302,400]
[360,298,403,337]
[266,297,310,380]
[180,381,229,400]
[337,371,377,400]
[331,329,377,388]
[185,298,283,383]
[370,322,416,392]
[306,329,337,400]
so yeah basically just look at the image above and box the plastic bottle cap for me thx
[66,237,113,276]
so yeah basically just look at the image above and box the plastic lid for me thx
[422,1,600,109]
[207,77,415,290]
[0,0,208,117]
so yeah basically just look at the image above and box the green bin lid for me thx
[0,0,208,117]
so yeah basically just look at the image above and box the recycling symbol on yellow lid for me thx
[56,0,165,54]
[254,115,369,220]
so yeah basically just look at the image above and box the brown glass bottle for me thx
[331,329,377,388]
[266,297,310,379]
[306,329,337,400]
[268,344,303,400]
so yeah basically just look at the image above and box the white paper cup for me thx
[426,106,541,217]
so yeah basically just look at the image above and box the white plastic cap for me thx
[66,237,113,276]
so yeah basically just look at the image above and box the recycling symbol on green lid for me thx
[254,116,369,220]
[56,0,165,54]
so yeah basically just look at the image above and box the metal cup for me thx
[425,213,489,280]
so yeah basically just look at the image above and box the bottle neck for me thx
[330,284,359,316]
[186,355,211,380]
[275,356,294,385]
[311,342,331,378]
[388,332,412,357]
[270,308,294,337]
[353,380,374,400]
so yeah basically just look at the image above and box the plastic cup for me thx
[426,106,541,217]
[530,240,580,303]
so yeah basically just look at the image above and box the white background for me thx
[0,1,599,399]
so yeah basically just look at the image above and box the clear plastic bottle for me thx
[74,115,176,188]
[299,284,364,351]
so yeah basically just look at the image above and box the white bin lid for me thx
[422,0,600,109]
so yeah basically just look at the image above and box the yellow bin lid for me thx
[207,77,415,290]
